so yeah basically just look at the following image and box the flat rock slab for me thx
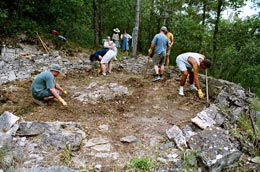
[188,127,241,172]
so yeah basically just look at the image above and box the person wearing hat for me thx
[112,28,120,48]
[148,26,170,82]
[31,64,68,106]
[176,52,211,98]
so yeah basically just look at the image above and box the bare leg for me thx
[166,55,169,67]
[180,70,189,86]
[154,65,159,75]
[160,65,165,75]
[101,63,106,74]
[108,61,112,73]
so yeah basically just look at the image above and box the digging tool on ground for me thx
[36,32,51,54]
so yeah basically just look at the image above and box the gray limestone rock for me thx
[166,125,187,150]
[188,127,241,172]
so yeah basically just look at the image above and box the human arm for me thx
[188,57,200,90]
[188,57,204,98]
[127,34,132,39]
[50,87,67,105]
[55,83,67,94]
[104,41,114,49]
[170,34,174,47]
[148,43,155,56]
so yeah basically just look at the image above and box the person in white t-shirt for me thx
[176,52,211,98]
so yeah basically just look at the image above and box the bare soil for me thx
[0,61,209,170]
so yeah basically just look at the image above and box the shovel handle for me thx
[206,69,209,103]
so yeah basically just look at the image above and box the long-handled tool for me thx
[36,32,51,54]
[206,69,209,103]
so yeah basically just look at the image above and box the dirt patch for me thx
[0,67,208,170]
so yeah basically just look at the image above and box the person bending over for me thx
[176,52,211,98]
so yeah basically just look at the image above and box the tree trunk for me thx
[162,0,168,25]
[212,0,223,77]
[93,0,99,49]
[132,0,140,58]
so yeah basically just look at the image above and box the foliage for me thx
[250,97,260,112]
[0,146,9,171]
[183,150,198,172]
[235,102,260,157]
[124,157,154,172]
[60,143,73,165]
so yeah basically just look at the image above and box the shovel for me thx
[206,69,209,104]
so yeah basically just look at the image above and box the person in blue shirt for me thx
[89,49,109,62]
[31,64,67,106]
[148,26,170,82]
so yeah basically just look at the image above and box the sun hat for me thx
[160,26,167,32]
[50,64,61,73]
[113,28,120,33]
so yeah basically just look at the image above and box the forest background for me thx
[0,0,260,95]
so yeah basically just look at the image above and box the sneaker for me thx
[101,73,106,77]
[179,89,184,96]
[106,71,111,75]
[33,99,47,106]
[159,74,164,80]
[190,84,197,91]
[152,75,161,82]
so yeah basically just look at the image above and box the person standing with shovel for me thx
[176,52,211,98]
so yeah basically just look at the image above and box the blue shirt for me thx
[151,33,169,55]
[31,70,55,98]
[93,49,109,60]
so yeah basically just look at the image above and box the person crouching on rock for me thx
[176,52,211,98]
[31,64,68,106]
[89,44,117,76]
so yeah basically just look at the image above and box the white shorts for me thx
[101,50,116,63]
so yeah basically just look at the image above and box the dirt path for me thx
[0,67,208,170]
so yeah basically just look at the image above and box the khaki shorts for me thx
[153,53,166,66]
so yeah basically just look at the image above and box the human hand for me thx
[198,89,205,99]
[63,90,68,95]
[58,97,68,106]
[148,48,153,56]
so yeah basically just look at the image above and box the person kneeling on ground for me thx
[176,52,211,98]
[31,64,67,106]
[89,44,117,76]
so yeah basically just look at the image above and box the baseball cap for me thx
[160,26,167,32]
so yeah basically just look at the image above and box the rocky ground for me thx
[0,38,259,172]
[0,59,209,170]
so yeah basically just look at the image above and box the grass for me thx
[60,143,73,165]
[229,97,260,157]
[0,146,9,171]
[124,157,154,172]
[183,150,198,172]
